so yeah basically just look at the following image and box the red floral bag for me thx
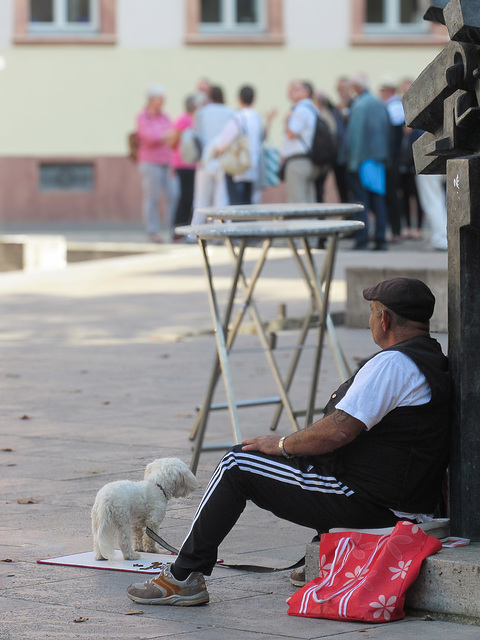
[287,521,442,623]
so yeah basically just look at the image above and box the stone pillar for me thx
[446,156,480,541]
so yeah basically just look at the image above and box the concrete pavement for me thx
[1,233,477,639]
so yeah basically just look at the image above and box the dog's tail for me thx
[91,501,117,560]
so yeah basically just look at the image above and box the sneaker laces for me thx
[144,563,172,586]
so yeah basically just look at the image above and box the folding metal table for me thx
[175,218,364,473]
[198,202,365,383]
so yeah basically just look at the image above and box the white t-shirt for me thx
[335,350,433,522]
[336,350,431,430]
[281,99,318,158]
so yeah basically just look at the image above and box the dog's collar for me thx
[156,483,167,498]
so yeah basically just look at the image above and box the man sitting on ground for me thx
[127,277,451,607]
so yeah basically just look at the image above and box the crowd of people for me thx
[133,74,447,251]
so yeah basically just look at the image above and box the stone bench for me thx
[0,235,67,272]
[345,267,448,333]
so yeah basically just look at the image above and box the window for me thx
[364,0,427,34]
[186,0,283,44]
[39,163,94,191]
[351,0,448,44]
[29,0,98,33]
[14,0,116,44]
[199,0,266,34]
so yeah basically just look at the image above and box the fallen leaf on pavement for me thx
[73,617,88,623]
[17,498,40,504]
[124,610,144,616]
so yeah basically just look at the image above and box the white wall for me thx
[0,0,13,48]
[0,0,445,156]
[117,0,184,48]
[284,0,350,48]
[118,0,350,50]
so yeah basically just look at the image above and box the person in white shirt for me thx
[190,86,234,226]
[281,80,321,203]
[214,85,264,205]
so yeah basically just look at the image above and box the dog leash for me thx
[145,527,180,555]
[146,527,304,573]
[216,556,305,573]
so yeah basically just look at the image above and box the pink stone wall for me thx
[0,156,339,223]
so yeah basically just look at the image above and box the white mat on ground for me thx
[37,551,177,574]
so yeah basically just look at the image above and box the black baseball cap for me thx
[363,277,435,323]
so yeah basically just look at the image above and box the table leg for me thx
[224,239,300,433]
[268,235,351,431]
[190,239,246,472]
[189,238,274,447]
[302,234,338,427]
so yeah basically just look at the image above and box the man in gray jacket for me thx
[346,74,390,251]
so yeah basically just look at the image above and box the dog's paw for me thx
[123,551,141,561]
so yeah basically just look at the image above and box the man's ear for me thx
[381,309,391,331]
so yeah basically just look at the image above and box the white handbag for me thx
[218,114,252,176]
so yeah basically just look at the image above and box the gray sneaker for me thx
[127,564,209,606]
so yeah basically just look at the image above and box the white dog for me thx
[91,457,198,561]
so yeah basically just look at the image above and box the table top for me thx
[197,202,364,221]
[176,218,364,240]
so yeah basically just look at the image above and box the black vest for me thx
[320,336,451,514]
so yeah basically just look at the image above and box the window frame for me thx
[186,0,283,45]
[199,0,267,35]
[29,0,99,35]
[364,0,428,36]
[14,0,116,45]
[351,0,449,46]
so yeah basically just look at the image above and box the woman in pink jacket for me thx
[136,86,178,242]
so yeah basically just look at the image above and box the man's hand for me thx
[242,435,282,456]
[241,410,366,459]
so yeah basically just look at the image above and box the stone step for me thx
[66,240,172,262]
[305,540,480,624]
[0,234,67,272]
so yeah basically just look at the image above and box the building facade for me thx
[0,0,448,223]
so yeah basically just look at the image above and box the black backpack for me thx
[300,104,337,167]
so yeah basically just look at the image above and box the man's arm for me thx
[214,116,240,154]
[286,104,309,140]
[241,410,366,457]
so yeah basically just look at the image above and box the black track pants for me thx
[175,445,399,576]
